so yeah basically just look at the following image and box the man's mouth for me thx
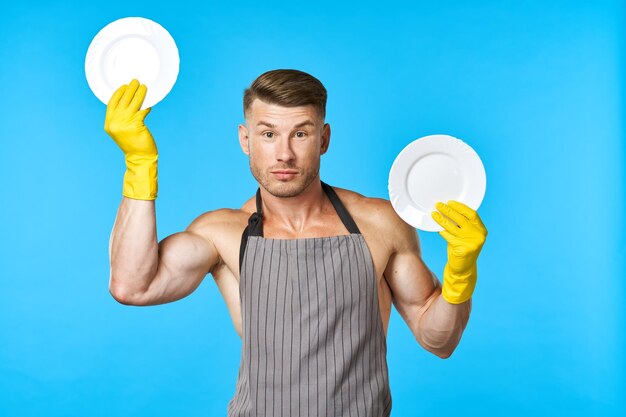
[271,170,298,180]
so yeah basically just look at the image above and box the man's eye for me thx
[263,132,274,138]
[295,131,307,138]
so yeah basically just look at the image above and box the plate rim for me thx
[388,134,486,232]
[85,16,180,109]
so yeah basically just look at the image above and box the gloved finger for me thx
[448,200,487,233]
[435,202,470,229]
[105,85,127,129]
[432,211,461,237]
[446,200,478,222]
[129,83,148,113]
[137,107,152,120]
[438,229,460,244]
[118,79,140,110]
[471,211,487,234]
[107,84,127,111]
[105,86,126,127]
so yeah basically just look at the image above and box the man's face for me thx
[238,98,330,198]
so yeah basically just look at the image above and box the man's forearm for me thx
[109,197,159,301]
[418,292,472,358]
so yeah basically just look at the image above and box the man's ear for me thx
[238,123,250,155]
[320,123,331,155]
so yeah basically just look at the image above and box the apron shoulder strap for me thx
[239,181,361,276]
[321,181,361,234]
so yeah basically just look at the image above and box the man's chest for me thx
[214,210,390,285]
[209,210,394,339]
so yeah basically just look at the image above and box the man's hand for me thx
[431,200,488,304]
[104,79,158,200]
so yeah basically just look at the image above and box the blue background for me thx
[0,0,624,416]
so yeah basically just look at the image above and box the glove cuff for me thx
[122,154,158,200]
[441,262,477,304]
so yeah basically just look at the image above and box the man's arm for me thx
[381,201,471,359]
[104,79,222,306]
[109,200,222,306]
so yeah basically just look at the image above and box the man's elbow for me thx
[109,285,143,306]
[415,334,456,359]
[435,349,453,359]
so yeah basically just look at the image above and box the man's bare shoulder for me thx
[185,207,252,237]
[332,186,400,226]
[183,206,254,273]
[333,185,416,251]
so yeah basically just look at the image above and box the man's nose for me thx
[275,137,295,161]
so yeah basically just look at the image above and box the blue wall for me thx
[0,0,623,416]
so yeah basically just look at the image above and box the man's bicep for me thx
[136,213,222,306]
[383,219,441,338]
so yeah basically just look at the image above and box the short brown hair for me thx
[243,69,327,121]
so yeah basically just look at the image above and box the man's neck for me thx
[259,178,329,234]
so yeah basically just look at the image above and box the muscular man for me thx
[105,69,488,417]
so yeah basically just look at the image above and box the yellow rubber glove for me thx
[104,79,158,200]
[431,200,488,304]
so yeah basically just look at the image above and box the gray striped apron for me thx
[227,181,392,417]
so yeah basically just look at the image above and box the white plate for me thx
[85,17,179,109]
[388,134,486,232]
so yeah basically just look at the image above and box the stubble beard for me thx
[249,156,320,198]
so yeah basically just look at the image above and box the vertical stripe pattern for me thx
[228,182,392,417]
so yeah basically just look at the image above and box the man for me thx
[105,69,488,417]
